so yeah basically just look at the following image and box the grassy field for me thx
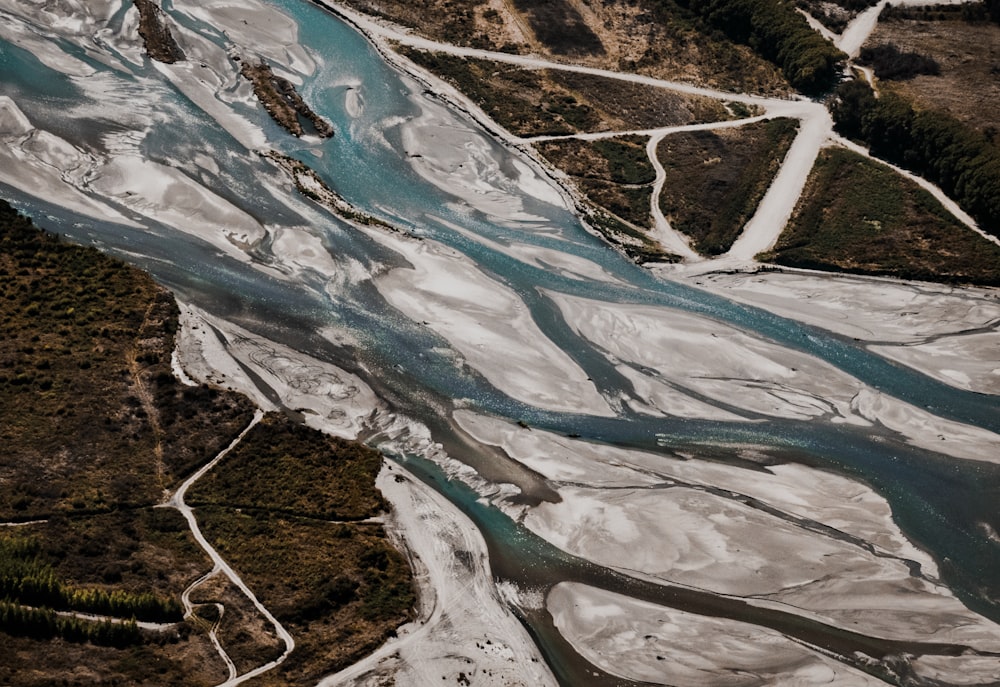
[868,12,1000,137]
[760,147,1000,285]
[657,118,799,255]
[189,412,415,685]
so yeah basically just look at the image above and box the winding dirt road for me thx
[321,0,984,264]
[163,409,297,687]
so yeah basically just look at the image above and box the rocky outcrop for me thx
[239,60,334,138]
[261,150,394,230]
[134,0,185,64]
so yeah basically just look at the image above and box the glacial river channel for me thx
[2,0,999,684]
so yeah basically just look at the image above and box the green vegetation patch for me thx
[0,519,212,659]
[0,200,260,683]
[134,0,184,64]
[187,412,388,520]
[7,509,208,600]
[536,135,686,261]
[0,203,413,684]
[579,181,654,228]
[0,534,182,623]
[0,200,255,519]
[538,135,655,228]
[612,0,789,94]
[760,147,1000,285]
[0,599,141,648]
[239,60,334,138]
[798,0,880,32]
[858,43,940,80]
[657,118,800,255]
[0,535,181,649]
[830,83,1000,237]
[0,631,223,687]
[538,135,654,184]
[197,507,415,685]
[584,208,681,263]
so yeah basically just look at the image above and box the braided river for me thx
[2,1,1000,684]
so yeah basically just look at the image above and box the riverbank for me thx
[676,266,1000,395]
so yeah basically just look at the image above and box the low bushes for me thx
[829,81,1000,237]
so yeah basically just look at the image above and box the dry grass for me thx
[761,147,1000,285]
[1,203,413,684]
[347,0,789,94]
[0,201,260,683]
[188,574,284,675]
[0,631,226,687]
[656,118,800,255]
[0,201,256,520]
[196,508,415,686]
[188,413,415,685]
[544,70,732,129]
[401,49,731,138]
[868,17,1000,137]
[187,412,389,521]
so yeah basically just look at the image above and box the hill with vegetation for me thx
[0,200,413,685]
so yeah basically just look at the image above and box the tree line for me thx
[0,599,141,647]
[830,80,1000,237]
[1,538,182,626]
[667,0,846,93]
[881,0,1000,22]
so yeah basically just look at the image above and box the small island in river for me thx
[240,59,335,138]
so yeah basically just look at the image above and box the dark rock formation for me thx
[134,0,185,64]
[240,60,335,138]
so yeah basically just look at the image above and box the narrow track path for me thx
[162,409,295,687]
[319,0,984,264]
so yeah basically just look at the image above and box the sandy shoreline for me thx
[683,268,1000,395]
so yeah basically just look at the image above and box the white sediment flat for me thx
[547,290,866,422]
[548,289,1000,463]
[453,410,938,571]
[399,97,564,225]
[432,214,625,284]
[316,463,557,686]
[548,582,886,686]
[369,231,615,417]
[688,270,1000,395]
[175,304,384,439]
